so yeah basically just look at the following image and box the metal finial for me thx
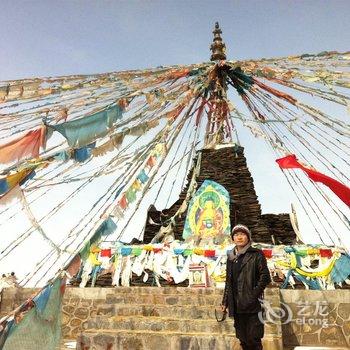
[210,22,226,61]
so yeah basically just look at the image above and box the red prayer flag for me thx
[204,249,216,257]
[100,248,112,257]
[66,254,81,277]
[276,154,350,207]
[146,156,156,168]
[60,277,67,295]
[0,126,46,164]
[118,194,128,210]
[319,248,333,258]
[262,249,273,259]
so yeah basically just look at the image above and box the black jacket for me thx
[222,246,271,316]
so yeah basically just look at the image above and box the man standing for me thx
[222,224,271,350]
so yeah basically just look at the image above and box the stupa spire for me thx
[210,22,226,61]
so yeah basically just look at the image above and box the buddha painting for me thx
[183,180,230,245]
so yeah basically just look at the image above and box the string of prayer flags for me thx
[79,217,117,260]
[114,141,166,213]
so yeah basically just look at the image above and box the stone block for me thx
[118,336,143,350]
[62,304,75,314]
[68,297,80,307]
[74,307,89,320]
[62,312,70,326]
[92,334,115,350]
[338,303,350,320]
[320,325,348,347]
[343,320,350,336]
[105,295,124,304]
[301,331,320,345]
[80,300,93,308]
[262,337,283,350]
[282,321,301,346]
[76,334,91,350]
[144,334,171,350]
[165,296,179,305]
[96,305,114,316]
[70,318,83,328]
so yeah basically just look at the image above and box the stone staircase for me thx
[2,287,349,349]
[76,287,283,350]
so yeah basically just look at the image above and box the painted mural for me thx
[182,180,231,244]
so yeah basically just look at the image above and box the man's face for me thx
[232,231,249,247]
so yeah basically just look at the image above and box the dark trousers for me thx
[233,312,264,350]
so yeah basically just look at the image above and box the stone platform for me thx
[2,286,350,349]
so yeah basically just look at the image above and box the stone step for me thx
[107,303,221,319]
[85,315,233,334]
[77,330,238,350]
[77,330,283,350]
[84,315,281,336]
[67,286,224,297]
[115,286,224,295]
[104,293,222,306]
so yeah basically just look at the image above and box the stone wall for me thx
[280,290,350,348]
[1,287,114,339]
[1,287,349,348]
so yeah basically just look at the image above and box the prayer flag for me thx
[0,126,46,164]
[276,154,350,206]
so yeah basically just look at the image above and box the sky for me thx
[1,0,350,80]
[0,1,350,283]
